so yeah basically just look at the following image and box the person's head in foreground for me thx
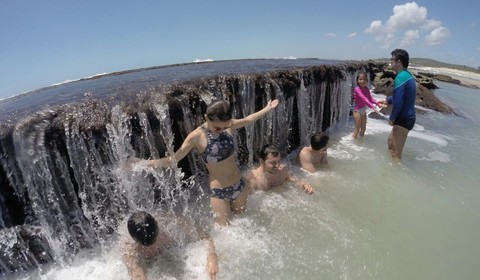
[127,211,159,246]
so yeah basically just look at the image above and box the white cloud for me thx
[385,2,427,32]
[365,20,383,34]
[364,2,450,48]
[475,47,480,52]
[400,30,420,47]
[425,27,450,45]
[422,19,441,30]
[347,32,357,38]
[325,32,337,37]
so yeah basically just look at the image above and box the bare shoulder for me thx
[189,126,204,140]
[298,148,312,162]
[243,167,259,184]
[243,168,254,180]
[182,126,205,148]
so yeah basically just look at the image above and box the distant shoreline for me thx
[409,66,480,89]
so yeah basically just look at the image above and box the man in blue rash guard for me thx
[379,49,416,161]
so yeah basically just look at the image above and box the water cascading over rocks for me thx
[0,60,368,275]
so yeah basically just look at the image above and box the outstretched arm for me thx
[121,251,146,280]
[230,99,279,129]
[287,172,314,194]
[147,129,200,168]
[176,217,219,280]
[196,228,219,279]
[204,236,219,280]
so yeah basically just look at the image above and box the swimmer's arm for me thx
[147,130,200,168]
[230,99,279,129]
[175,218,219,279]
[287,172,314,194]
[194,225,219,279]
[203,235,219,280]
[121,252,146,280]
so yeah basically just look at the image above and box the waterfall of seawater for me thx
[0,61,359,278]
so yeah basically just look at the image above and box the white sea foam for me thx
[408,130,450,146]
[413,123,425,131]
[193,59,214,63]
[41,247,128,280]
[51,73,110,86]
[416,149,451,162]
[366,116,451,147]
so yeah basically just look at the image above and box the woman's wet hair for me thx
[259,144,280,161]
[127,211,159,246]
[310,132,329,150]
[206,100,233,122]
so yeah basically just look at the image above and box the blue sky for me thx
[1,0,479,99]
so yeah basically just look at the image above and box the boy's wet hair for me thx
[310,132,329,150]
[391,48,410,68]
[259,144,280,161]
[127,211,159,246]
[206,100,233,122]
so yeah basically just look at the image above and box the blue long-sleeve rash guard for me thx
[386,70,416,122]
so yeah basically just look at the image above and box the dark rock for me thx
[414,74,439,89]
[381,70,396,79]
[373,78,393,96]
[371,62,456,115]
[418,72,461,84]
[415,83,454,114]
[0,225,54,275]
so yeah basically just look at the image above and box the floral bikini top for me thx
[199,126,235,164]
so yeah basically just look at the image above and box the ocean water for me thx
[10,81,480,280]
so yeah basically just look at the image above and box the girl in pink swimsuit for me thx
[352,71,385,139]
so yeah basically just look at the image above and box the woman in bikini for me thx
[146,99,279,226]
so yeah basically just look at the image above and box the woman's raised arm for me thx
[230,99,279,129]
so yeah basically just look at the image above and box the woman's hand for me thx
[122,156,142,171]
[267,99,279,109]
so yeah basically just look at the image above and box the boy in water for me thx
[244,144,314,194]
[120,211,218,280]
[296,132,329,173]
